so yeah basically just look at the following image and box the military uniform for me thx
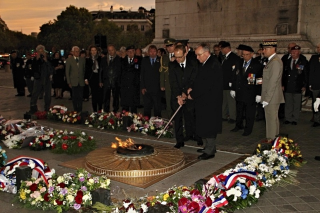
[10,51,26,96]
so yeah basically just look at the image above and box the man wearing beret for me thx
[282,45,308,125]
[220,41,240,123]
[260,40,285,139]
[120,45,142,113]
[160,38,176,117]
[230,45,263,136]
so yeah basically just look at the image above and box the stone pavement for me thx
[0,68,320,212]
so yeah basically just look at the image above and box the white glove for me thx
[50,75,53,81]
[230,90,236,98]
[229,82,232,87]
[262,101,269,108]
[314,98,320,112]
[255,95,261,103]
[31,77,34,81]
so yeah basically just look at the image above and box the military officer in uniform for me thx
[160,38,176,117]
[260,39,285,139]
[24,52,34,97]
[282,45,308,125]
[10,50,26,96]
[230,45,263,136]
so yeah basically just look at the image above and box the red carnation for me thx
[29,142,32,147]
[50,134,54,138]
[144,116,149,121]
[77,116,81,120]
[62,136,69,140]
[44,193,50,202]
[57,182,65,188]
[39,142,44,146]
[178,197,189,206]
[77,190,83,196]
[205,196,212,207]
[109,118,115,125]
[88,136,92,141]
[55,199,63,205]
[78,142,82,147]
[75,195,83,204]
[52,144,56,149]
[30,183,38,191]
[71,136,77,140]
[190,189,200,195]
[134,58,138,63]
[168,190,175,196]
[188,201,200,212]
[62,143,68,150]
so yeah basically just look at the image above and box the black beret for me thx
[242,45,254,52]
[220,41,231,48]
[126,45,135,51]
[291,45,301,50]
[236,44,246,50]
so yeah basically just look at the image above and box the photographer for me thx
[29,45,53,113]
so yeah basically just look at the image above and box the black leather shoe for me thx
[198,153,215,160]
[27,94,31,97]
[196,140,203,146]
[291,121,297,125]
[313,122,320,127]
[174,142,184,149]
[283,120,290,124]
[315,156,320,161]
[242,132,251,136]
[228,119,236,124]
[197,149,205,153]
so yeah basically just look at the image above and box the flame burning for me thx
[111,137,142,150]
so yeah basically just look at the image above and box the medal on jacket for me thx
[247,73,255,85]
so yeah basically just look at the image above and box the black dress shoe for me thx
[242,132,251,136]
[174,142,184,149]
[228,119,236,124]
[198,153,215,160]
[283,120,291,124]
[15,94,25,96]
[291,121,297,125]
[27,94,31,97]
[197,149,205,153]
[313,122,320,127]
[196,140,203,146]
[315,156,320,161]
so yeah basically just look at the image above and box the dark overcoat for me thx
[11,57,26,88]
[189,55,223,137]
[120,56,142,107]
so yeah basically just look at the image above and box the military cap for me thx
[262,39,277,47]
[291,45,301,50]
[242,45,254,52]
[126,45,135,51]
[164,38,176,46]
[220,41,231,48]
[176,39,189,46]
[236,44,247,50]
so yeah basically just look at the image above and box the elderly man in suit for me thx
[260,40,285,140]
[140,45,162,118]
[100,44,122,113]
[65,46,86,112]
[230,45,263,136]
[187,43,223,160]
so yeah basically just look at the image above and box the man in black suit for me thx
[230,45,263,136]
[220,41,240,123]
[187,43,223,160]
[309,43,320,127]
[100,44,122,113]
[169,45,199,148]
[140,45,162,118]
[120,45,142,113]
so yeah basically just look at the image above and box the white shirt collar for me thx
[268,53,276,61]
[202,55,211,65]
[180,58,186,67]
[225,51,232,58]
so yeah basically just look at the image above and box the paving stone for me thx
[291,203,314,211]
[299,195,320,203]
[275,205,298,212]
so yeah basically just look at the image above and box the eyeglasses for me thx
[175,55,184,59]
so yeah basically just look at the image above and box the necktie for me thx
[180,63,184,70]
[130,58,133,64]
[291,59,296,69]
[110,56,113,62]
[151,59,155,65]
[76,57,79,63]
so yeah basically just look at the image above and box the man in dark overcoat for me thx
[187,43,223,160]
[10,50,26,96]
[230,45,263,136]
[120,45,142,113]
[100,44,122,113]
[169,45,199,149]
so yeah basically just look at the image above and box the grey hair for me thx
[71,46,80,51]
[119,46,126,52]
[196,43,210,52]
[36,44,45,52]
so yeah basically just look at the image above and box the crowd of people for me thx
[9,39,320,160]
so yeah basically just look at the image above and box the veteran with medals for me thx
[230,45,263,136]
